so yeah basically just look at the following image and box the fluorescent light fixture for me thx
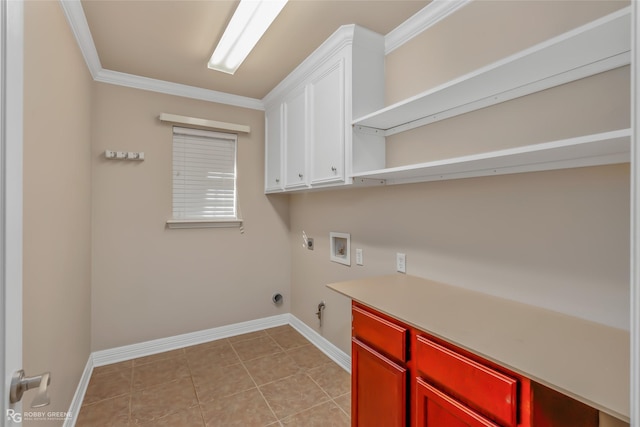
[208,0,288,74]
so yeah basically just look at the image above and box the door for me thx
[352,338,407,427]
[1,0,24,425]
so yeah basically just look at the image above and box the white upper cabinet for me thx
[263,25,385,194]
[309,55,345,185]
[264,104,283,192]
[283,85,308,190]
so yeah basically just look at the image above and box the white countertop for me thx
[327,274,629,422]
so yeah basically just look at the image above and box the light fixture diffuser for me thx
[208,0,288,75]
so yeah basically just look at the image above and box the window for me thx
[167,126,241,228]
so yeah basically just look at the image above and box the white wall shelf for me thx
[350,129,631,185]
[352,7,631,136]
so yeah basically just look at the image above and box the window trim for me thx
[166,219,243,229]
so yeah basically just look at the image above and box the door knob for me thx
[10,370,51,407]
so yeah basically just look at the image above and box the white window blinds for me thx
[172,127,237,220]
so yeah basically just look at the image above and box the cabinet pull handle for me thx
[331,166,337,172]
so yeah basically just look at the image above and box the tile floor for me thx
[76,325,351,426]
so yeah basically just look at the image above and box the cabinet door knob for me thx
[331,166,337,172]
[275,178,280,183]
[299,173,303,179]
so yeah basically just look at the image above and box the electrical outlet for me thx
[356,248,363,265]
[396,253,406,273]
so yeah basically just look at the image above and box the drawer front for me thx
[352,305,407,362]
[415,377,500,427]
[415,335,518,427]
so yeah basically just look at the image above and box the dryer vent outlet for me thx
[272,293,283,305]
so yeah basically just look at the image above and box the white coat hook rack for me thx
[105,150,145,161]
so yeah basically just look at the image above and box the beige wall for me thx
[289,0,631,359]
[601,411,631,427]
[23,2,93,425]
[90,83,291,351]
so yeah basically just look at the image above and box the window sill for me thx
[166,219,243,229]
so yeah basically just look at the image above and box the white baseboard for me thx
[66,313,351,426]
[288,314,351,373]
[63,357,93,427]
[91,313,290,367]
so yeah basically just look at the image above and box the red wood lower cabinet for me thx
[352,338,407,427]
[350,302,598,427]
[415,377,500,427]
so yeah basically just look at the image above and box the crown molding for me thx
[59,0,101,78]
[59,0,468,111]
[385,0,471,54]
[95,69,265,110]
[58,0,265,111]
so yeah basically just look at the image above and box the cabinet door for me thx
[415,378,500,427]
[352,338,407,427]
[308,55,345,185]
[264,104,283,192]
[283,85,308,189]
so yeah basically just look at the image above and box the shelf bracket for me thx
[353,124,385,136]
[351,177,386,187]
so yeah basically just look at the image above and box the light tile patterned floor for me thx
[76,325,351,426]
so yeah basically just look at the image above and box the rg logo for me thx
[6,409,22,423]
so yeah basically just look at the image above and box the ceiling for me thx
[80,0,430,101]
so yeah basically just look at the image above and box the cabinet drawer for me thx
[415,377,500,427]
[415,335,518,427]
[352,305,407,362]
